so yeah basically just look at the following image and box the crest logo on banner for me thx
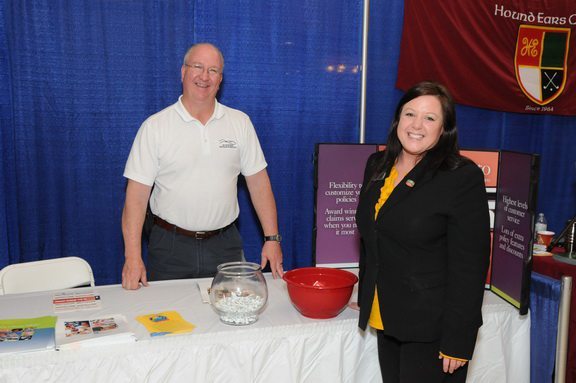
[515,25,570,105]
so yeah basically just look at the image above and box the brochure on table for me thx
[52,291,102,313]
[313,143,537,313]
[0,316,57,354]
[55,314,135,350]
[136,311,195,337]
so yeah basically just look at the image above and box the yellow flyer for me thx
[136,311,195,337]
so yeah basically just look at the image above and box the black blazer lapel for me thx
[376,155,437,219]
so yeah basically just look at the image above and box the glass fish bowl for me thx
[209,262,268,326]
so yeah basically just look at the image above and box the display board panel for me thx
[490,151,539,315]
[313,144,378,267]
[461,150,499,192]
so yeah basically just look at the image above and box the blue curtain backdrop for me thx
[0,0,362,284]
[1,1,575,284]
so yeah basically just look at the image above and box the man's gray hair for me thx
[183,43,225,71]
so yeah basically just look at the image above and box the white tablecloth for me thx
[467,292,531,383]
[0,274,529,383]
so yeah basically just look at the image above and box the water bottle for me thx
[535,213,547,237]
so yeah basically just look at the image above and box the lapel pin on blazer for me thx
[405,179,415,188]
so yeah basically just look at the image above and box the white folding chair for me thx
[0,257,95,295]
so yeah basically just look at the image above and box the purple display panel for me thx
[314,144,378,267]
[490,151,538,314]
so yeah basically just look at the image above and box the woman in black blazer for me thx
[356,82,490,382]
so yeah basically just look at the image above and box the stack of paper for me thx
[0,316,57,354]
[55,314,135,350]
[136,311,195,337]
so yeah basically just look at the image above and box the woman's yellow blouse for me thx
[368,166,398,330]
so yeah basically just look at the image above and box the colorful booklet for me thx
[55,314,135,350]
[0,316,57,354]
[136,311,195,337]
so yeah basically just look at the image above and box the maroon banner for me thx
[397,1,576,115]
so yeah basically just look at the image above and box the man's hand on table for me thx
[261,240,284,279]
[122,257,148,290]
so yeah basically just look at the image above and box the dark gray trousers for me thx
[147,223,244,281]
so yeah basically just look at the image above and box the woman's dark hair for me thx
[371,81,470,182]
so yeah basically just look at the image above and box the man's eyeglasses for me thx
[184,62,221,77]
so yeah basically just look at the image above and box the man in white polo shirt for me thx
[121,43,283,290]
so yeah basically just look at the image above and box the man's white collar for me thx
[175,96,225,122]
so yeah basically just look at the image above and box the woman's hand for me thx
[439,354,467,374]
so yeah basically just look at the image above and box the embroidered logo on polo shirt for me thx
[218,139,238,149]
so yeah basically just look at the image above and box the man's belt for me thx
[153,216,233,240]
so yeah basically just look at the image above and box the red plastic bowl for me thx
[283,267,358,319]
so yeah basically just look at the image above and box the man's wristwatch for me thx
[264,234,282,242]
